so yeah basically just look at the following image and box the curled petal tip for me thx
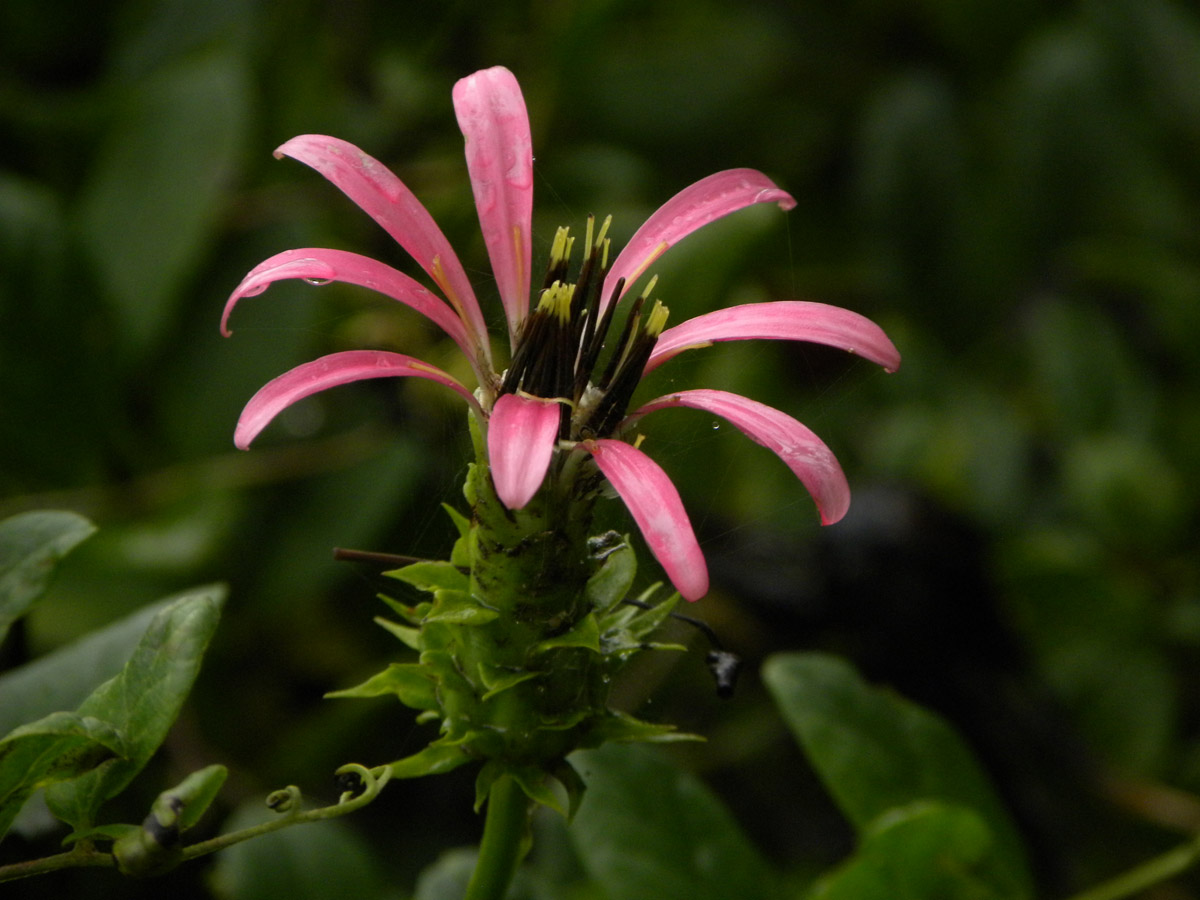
[631,389,850,528]
[772,190,798,211]
[235,350,479,449]
[221,249,477,367]
[268,133,490,353]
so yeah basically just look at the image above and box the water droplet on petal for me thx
[295,258,338,286]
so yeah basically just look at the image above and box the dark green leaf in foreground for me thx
[44,585,225,831]
[810,801,1003,900]
[763,652,1030,899]
[569,743,777,900]
[0,510,96,643]
[0,711,123,840]
[0,596,178,738]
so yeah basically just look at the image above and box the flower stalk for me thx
[465,776,533,900]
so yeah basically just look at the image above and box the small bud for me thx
[112,805,182,877]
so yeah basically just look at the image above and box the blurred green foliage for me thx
[3,0,1200,896]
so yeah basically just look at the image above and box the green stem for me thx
[1065,832,1200,900]
[0,847,115,882]
[0,765,390,884]
[465,776,532,900]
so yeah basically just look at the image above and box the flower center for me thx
[500,215,668,441]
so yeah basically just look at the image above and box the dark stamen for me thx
[597,294,645,390]
[575,276,625,401]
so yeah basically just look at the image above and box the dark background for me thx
[3,0,1199,897]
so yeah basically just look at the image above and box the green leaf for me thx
[77,50,250,356]
[44,585,225,831]
[421,649,477,696]
[533,613,601,654]
[326,662,439,710]
[473,761,571,817]
[377,593,430,626]
[372,615,423,650]
[762,653,1031,899]
[598,588,680,654]
[423,589,500,625]
[443,503,472,570]
[0,596,176,738]
[387,560,470,594]
[0,711,123,840]
[477,663,540,701]
[811,801,1002,900]
[586,710,700,745]
[569,744,777,900]
[512,768,565,818]
[552,758,587,822]
[0,510,96,643]
[387,741,473,779]
[584,536,637,612]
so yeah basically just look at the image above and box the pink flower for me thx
[223,66,900,602]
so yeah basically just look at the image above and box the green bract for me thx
[330,441,692,812]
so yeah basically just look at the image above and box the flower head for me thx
[223,66,900,602]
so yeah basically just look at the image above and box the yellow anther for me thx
[597,215,613,268]
[536,281,574,323]
[595,214,613,249]
[549,226,574,267]
[641,274,659,301]
[645,299,670,337]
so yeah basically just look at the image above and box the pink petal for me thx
[630,389,851,524]
[601,169,796,312]
[222,248,477,362]
[453,67,534,347]
[235,350,480,449]
[487,393,560,509]
[274,135,490,358]
[646,300,902,374]
[584,439,708,601]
